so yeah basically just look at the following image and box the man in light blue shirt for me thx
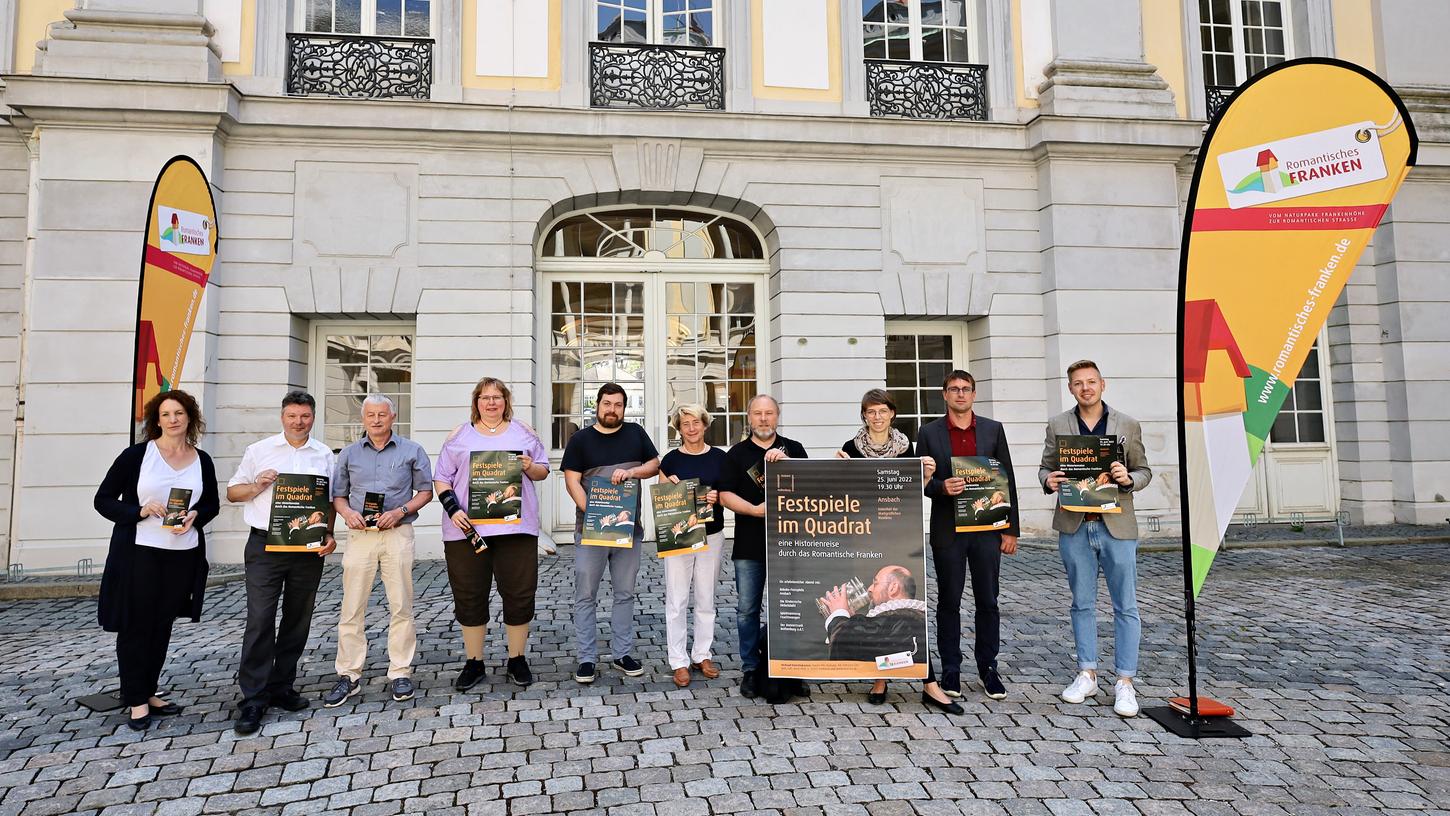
[325,394,433,707]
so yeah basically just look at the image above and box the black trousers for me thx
[116,545,193,707]
[239,528,324,708]
[932,530,1002,678]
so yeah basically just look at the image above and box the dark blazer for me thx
[918,413,1020,541]
[94,442,220,633]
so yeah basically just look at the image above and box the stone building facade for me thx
[0,0,1445,570]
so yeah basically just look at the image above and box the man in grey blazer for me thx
[1038,360,1152,718]
[918,370,1018,701]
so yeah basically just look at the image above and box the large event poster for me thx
[1180,59,1415,595]
[131,156,218,441]
[766,458,928,680]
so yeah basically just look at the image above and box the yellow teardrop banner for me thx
[1179,59,1416,596]
[131,157,219,436]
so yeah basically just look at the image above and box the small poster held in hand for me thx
[582,476,638,548]
[950,457,1011,532]
[362,491,385,531]
[469,451,524,525]
[266,474,331,552]
[160,488,193,529]
[652,480,707,558]
[1057,435,1125,513]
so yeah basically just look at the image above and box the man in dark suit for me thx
[917,370,1018,700]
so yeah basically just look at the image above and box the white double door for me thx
[535,267,768,542]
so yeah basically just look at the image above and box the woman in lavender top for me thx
[434,377,550,689]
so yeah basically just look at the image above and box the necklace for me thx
[478,419,506,434]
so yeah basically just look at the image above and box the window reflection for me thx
[543,208,763,260]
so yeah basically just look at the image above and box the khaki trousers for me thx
[335,524,417,680]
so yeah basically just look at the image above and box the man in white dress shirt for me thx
[227,391,336,735]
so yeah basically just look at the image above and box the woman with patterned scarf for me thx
[834,388,963,715]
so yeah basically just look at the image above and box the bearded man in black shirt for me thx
[718,394,808,699]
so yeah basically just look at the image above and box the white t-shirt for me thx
[135,442,204,551]
[228,433,337,531]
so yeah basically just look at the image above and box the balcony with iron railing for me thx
[589,41,726,111]
[1205,84,1237,122]
[286,32,433,100]
[864,59,990,121]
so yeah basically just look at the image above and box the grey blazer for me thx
[1037,406,1152,540]
[918,413,1019,545]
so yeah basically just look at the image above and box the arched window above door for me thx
[540,207,764,260]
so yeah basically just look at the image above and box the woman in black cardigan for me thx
[95,390,219,730]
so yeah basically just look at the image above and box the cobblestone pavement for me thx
[0,541,1446,816]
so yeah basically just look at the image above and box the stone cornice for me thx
[0,74,237,131]
[0,73,1207,164]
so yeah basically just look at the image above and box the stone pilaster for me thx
[1035,0,1176,119]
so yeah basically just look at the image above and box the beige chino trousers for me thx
[335,524,417,680]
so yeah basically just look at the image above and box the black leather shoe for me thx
[272,691,310,713]
[234,704,265,736]
[740,673,759,699]
[921,692,964,715]
[866,681,888,705]
[127,711,152,731]
[148,701,183,717]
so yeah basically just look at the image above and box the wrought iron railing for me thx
[589,42,726,110]
[286,33,433,100]
[1205,84,1236,122]
[865,59,990,121]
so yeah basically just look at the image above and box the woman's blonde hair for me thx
[670,403,712,431]
[470,377,513,423]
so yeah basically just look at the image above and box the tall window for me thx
[1200,0,1289,86]
[664,282,757,447]
[541,207,767,451]
[304,0,432,36]
[863,0,973,63]
[884,322,967,441]
[596,0,717,46]
[1269,341,1325,444]
[550,281,647,449]
[314,326,415,452]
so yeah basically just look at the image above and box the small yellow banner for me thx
[132,157,218,433]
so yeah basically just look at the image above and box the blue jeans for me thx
[573,533,642,664]
[733,558,765,671]
[1058,520,1140,677]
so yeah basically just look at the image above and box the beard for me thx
[750,426,776,441]
[598,413,623,429]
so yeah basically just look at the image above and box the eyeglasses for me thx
[863,409,893,418]
[478,395,507,402]
[945,386,974,395]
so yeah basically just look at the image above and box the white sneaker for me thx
[1061,671,1099,704]
[1113,679,1139,717]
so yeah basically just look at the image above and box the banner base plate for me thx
[1144,705,1252,739]
[75,691,122,712]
